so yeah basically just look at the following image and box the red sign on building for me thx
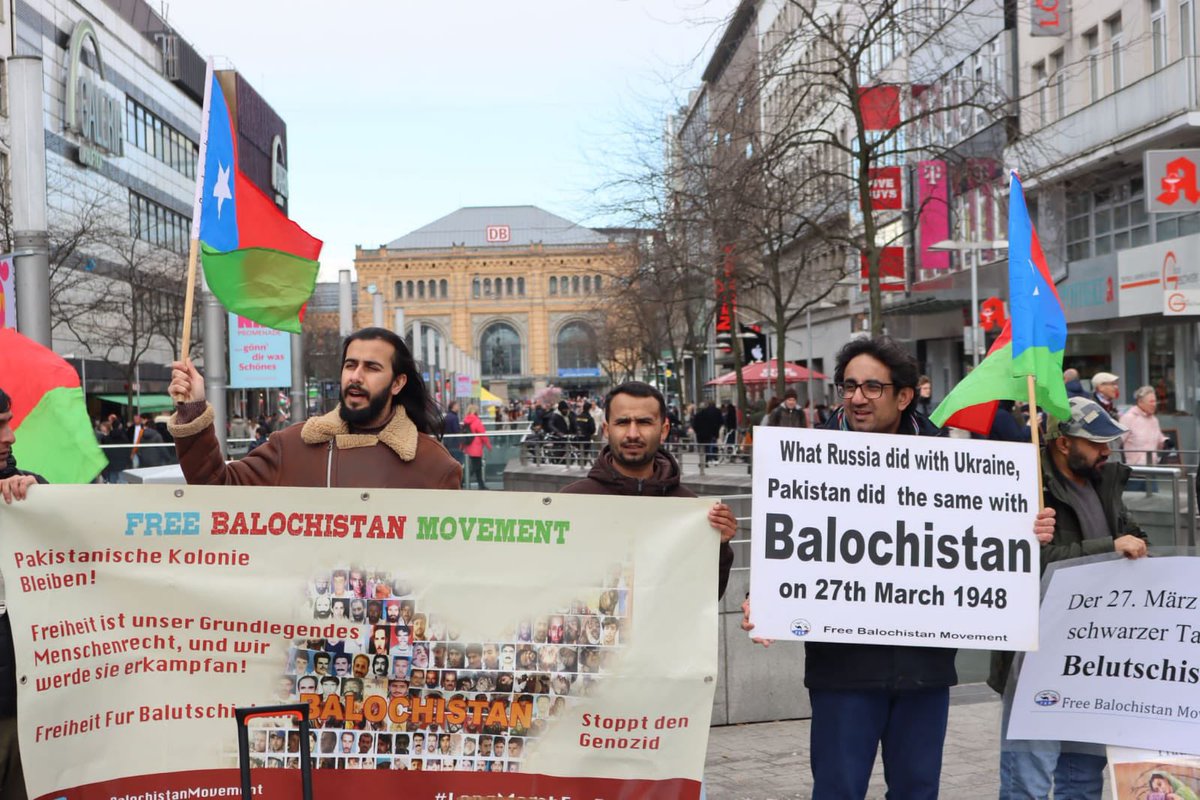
[858,85,901,131]
[715,245,737,351]
[866,166,903,210]
[860,248,907,292]
[485,225,511,243]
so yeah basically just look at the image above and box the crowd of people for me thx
[0,323,1185,800]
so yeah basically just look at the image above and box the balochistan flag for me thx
[0,329,106,483]
[931,172,1071,434]
[195,66,322,334]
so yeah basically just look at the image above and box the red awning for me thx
[705,359,828,386]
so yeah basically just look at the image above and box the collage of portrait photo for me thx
[247,562,633,772]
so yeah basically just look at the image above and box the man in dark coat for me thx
[766,389,806,428]
[992,396,1147,799]
[692,401,724,464]
[131,410,168,468]
[742,337,1053,800]
[561,381,736,598]
[0,387,48,800]
[443,401,466,484]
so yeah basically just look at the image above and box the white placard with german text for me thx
[749,426,1041,649]
[1008,557,1200,754]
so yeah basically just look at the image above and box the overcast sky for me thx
[165,0,736,281]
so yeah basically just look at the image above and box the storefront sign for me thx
[1008,557,1200,754]
[1058,254,1117,323]
[64,20,125,162]
[715,245,737,350]
[860,248,906,292]
[749,427,1041,649]
[271,134,289,208]
[866,167,903,211]
[228,313,292,388]
[918,161,951,270]
[1161,246,1200,315]
[1117,235,1200,317]
[1031,0,1070,36]
[456,374,473,396]
[858,85,900,131]
[486,225,512,243]
[1145,150,1200,213]
[0,486,717,799]
[558,367,603,378]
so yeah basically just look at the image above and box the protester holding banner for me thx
[0,387,47,800]
[561,381,737,598]
[993,395,1148,800]
[743,337,1055,800]
[167,327,461,488]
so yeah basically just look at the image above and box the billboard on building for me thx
[1031,0,1069,35]
[715,245,736,351]
[860,248,906,292]
[866,167,903,211]
[917,161,951,270]
[228,313,293,388]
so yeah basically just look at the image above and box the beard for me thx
[611,442,656,471]
[1066,446,1105,481]
[339,384,392,426]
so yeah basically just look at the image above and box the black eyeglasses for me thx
[836,380,894,399]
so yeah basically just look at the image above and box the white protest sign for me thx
[1008,556,1200,754]
[750,426,1041,649]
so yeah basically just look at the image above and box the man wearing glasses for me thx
[744,336,1053,799]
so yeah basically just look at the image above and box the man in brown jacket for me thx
[561,381,736,598]
[167,327,461,489]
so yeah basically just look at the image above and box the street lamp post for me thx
[928,240,1009,367]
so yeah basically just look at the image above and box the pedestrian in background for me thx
[462,404,491,490]
[766,389,806,427]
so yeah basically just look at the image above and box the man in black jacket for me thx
[0,387,47,800]
[562,381,736,598]
[742,338,1052,800]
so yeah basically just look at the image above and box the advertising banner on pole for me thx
[749,427,1041,649]
[228,313,293,388]
[0,486,717,799]
[1007,556,1200,754]
[0,254,15,329]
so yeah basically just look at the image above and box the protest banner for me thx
[0,485,717,799]
[1007,556,1200,754]
[749,426,1040,649]
[1107,746,1200,800]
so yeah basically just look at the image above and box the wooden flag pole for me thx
[180,238,200,360]
[1027,374,1044,510]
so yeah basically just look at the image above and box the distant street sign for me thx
[1145,149,1200,213]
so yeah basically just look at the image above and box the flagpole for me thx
[1026,374,1044,510]
[181,59,215,360]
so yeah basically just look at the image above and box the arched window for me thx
[496,278,504,297]
[561,275,570,294]
[481,322,521,377]
[440,279,448,298]
[484,278,492,296]
[394,280,404,299]
[549,277,558,295]
[418,281,425,299]
[406,280,414,298]
[517,277,525,296]
[556,322,599,376]
[472,278,481,298]
[583,275,592,293]
[594,275,602,292]
[506,277,514,296]
[572,276,581,294]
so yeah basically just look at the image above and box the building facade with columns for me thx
[353,206,635,400]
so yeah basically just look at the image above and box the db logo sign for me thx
[790,619,811,637]
[1033,690,1061,707]
[485,225,511,243]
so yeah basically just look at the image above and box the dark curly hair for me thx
[833,336,919,392]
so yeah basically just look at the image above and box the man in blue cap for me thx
[993,395,1148,799]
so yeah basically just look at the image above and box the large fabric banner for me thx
[1008,556,1200,754]
[750,427,1041,649]
[0,485,717,799]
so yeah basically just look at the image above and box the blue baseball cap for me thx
[1055,396,1127,443]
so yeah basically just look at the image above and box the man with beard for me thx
[167,327,460,489]
[561,382,736,599]
[991,395,1147,799]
